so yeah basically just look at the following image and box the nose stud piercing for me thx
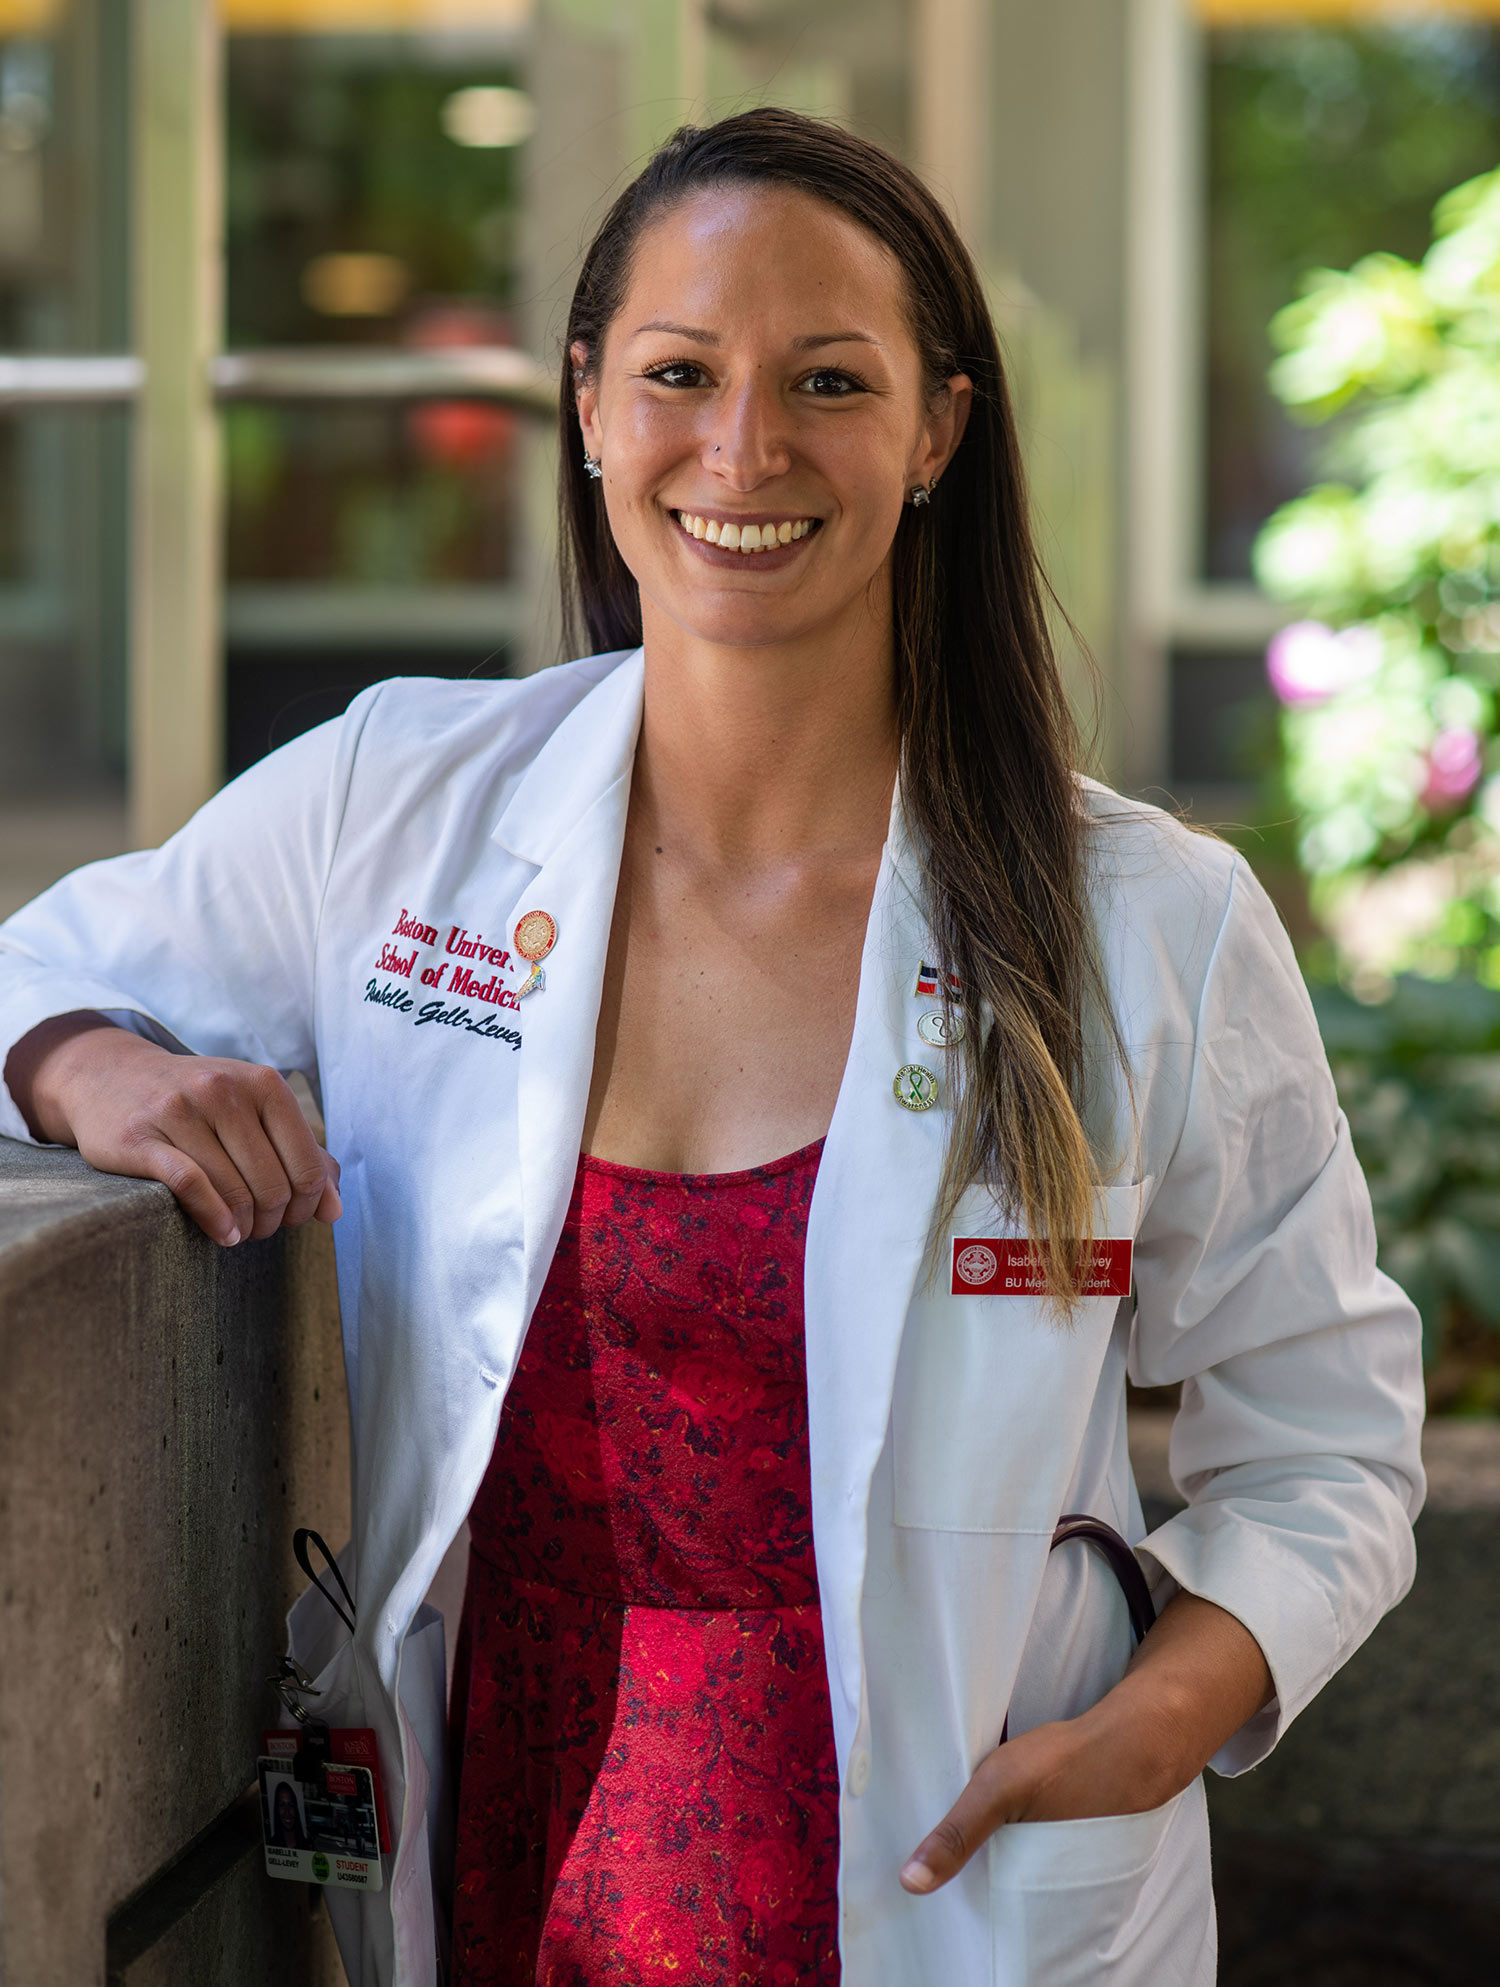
[584,451,602,480]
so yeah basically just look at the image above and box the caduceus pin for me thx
[513,909,557,999]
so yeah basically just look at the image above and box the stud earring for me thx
[584,451,603,481]
[909,481,932,507]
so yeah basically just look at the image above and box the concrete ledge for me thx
[0,1138,349,1986]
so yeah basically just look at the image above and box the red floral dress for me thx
[448,1140,841,1987]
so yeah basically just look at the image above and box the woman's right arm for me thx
[6,1011,340,1246]
[0,691,379,1241]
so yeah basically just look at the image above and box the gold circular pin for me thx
[893,1064,940,1112]
[514,909,557,962]
[917,1008,965,1049]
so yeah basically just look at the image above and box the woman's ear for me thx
[570,339,604,463]
[911,371,973,491]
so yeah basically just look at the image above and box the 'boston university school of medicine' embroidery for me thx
[363,906,526,1051]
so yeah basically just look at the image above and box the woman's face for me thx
[275,1782,300,1841]
[573,185,970,656]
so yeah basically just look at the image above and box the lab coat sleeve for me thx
[1128,853,1426,1775]
[0,688,381,1143]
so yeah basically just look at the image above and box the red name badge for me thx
[950,1237,1133,1298]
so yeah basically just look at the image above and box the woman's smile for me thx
[668,505,824,570]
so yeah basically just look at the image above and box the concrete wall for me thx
[0,1137,350,1987]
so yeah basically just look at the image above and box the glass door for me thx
[0,0,548,885]
[0,0,132,913]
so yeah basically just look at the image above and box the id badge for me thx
[258,1750,384,1893]
[261,1726,392,1852]
[260,1530,390,1892]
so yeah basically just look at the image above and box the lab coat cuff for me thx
[0,969,183,1144]
[1134,1508,1342,1777]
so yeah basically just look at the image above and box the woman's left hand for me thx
[899,1591,1273,1895]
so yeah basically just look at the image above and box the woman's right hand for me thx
[5,1011,342,1247]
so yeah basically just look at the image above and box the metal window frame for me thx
[0,349,555,411]
[1124,0,1288,797]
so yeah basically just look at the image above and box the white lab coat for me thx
[0,648,1425,1986]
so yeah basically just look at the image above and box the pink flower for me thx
[1265,620,1380,706]
[1421,727,1484,810]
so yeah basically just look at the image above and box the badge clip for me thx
[265,1655,322,1726]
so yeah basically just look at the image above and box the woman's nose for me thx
[704,378,792,486]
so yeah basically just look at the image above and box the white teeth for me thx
[674,510,817,550]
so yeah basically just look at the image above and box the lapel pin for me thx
[893,1063,940,1112]
[914,959,962,999]
[513,909,557,999]
[917,1009,965,1049]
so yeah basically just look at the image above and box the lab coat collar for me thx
[491,648,645,867]
[805,820,945,1741]
[500,652,645,1323]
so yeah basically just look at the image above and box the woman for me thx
[0,111,1422,1986]
[268,1775,311,1855]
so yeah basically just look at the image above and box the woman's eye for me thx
[801,370,864,397]
[644,361,706,388]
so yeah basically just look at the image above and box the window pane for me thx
[221,21,531,771]
[223,29,528,591]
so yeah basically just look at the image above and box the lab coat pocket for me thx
[989,1777,1214,1986]
[893,1181,1146,1533]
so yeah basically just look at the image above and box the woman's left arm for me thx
[903,845,1424,1895]
[900,1592,1270,1891]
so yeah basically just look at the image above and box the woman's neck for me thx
[633,600,900,865]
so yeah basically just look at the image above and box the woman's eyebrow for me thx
[631,319,718,342]
[791,331,881,351]
[628,321,882,351]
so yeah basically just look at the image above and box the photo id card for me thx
[261,1726,391,1851]
[259,1755,384,1892]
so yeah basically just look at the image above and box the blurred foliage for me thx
[1206,21,1500,580]
[1253,163,1500,985]
[1314,977,1500,1400]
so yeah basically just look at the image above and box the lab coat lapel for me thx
[804,800,945,1740]
[493,649,645,1323]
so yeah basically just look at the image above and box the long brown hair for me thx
[558,109,1119,1300]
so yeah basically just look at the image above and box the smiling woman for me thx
[0,108,1425,1987]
